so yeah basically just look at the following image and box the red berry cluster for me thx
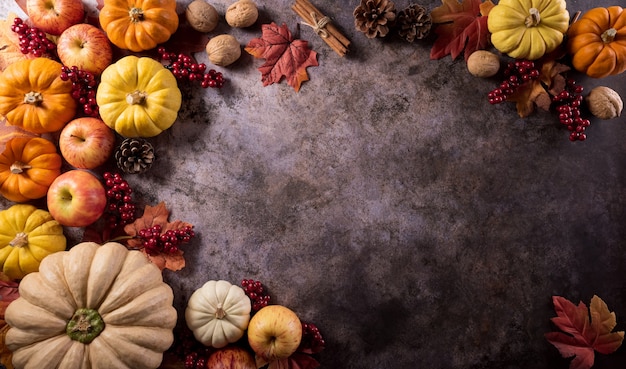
[60,66,100,117]
[298,322,325,354]
[488,60,541,104]
[157,47,225,88]
[552,78,589,142]
[184,352,208,369]
[241,279,271,311]
[138,224,195,255]
[103,172,136,229]
[11,18,56,57]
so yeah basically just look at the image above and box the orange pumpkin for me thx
[0,137,62,203]
[99,0,179,52]
[567,6,626,78]
[0,58,76,134]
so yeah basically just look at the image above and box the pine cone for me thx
[115,138,155,174]
[354,0,397,39]
[397,4,432,42]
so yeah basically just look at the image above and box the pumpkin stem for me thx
[10,161,32,174]
[602,28,617,43]
[9,232,28,248]
[215,302,226,319]
[66,308,105,344]
[525,8,541,27]
[129,7,144,22]
[23,91,44,105]
[126,90,148,105]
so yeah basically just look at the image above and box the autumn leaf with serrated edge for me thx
[430,0,494,61]
[506,56,570,118]
[545,295,625,369]
[245,22,318,92]
[123,202,193,272]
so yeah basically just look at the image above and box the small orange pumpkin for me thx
[99,0,179,52]
[0,58,76,134]
[567,6,626,78]
[0,137,62,203]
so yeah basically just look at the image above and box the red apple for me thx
[57,23,113,75]
[47,170,106,227]
[207,346,256,369]
[247,305,302,364]
[26,0,85,36]
[59,117,116,169]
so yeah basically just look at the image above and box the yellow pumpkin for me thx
[96,55,182,138]
[5,242,177,369]
[0,137,62,203]
[0,58,77,134]
[567,6,626,78]
[99,0,179,52]
[0,204,66,280]
[488,0,570,60]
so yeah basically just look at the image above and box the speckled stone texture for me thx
[1,0,626,368]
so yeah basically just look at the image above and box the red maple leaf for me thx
[430,0,495,61]
[545,295,625,369]
[0,279,19,320]
[245,22,318,92]
[268,353,320,369]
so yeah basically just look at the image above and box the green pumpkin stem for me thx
[66,308,105,344]
[602,28,617,43]
[525,8,541,27]
[9,232,28,248]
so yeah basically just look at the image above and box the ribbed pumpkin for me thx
[99,0,179,52]
[0,58,76,134]
[0,204,66,280]
[5,242,177,369]
[488,0,570,60]
[96,55,182,138]
[567,6,626,78]
[185,280,252,348]
[0,137,62,203]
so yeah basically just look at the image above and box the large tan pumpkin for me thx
[4,242,177,369]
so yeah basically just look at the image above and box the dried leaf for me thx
[0,279,19,320]
[124,202,193,272]
[430,0,494,61]
[0,116,39,153]
[0,12,36,71]
[268,353,320,369]
[506,58,570,118]
[245,22,319,92]
[1,323,14,369]
[14,0,27,15]
[545,295,625,369]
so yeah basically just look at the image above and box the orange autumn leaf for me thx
[245,22,318,92]
[545,295,625,369]
[430,0,495,61]
[0,12,35,70]
[124,202,193,272]
[0,116,39,153]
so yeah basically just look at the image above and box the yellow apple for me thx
[247,305,302,364]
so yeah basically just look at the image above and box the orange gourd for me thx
[99,0,179,52]
[0,58,76,134]
[0,137,62,203]
[567,6,626,78]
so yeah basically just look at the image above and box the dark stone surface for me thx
[1,0,625,368]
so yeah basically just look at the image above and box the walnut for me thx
[586,86,623,120]
[466,50,501,78]
[225,0,258,28]
[206,34,241,66]
[186,0,220,33]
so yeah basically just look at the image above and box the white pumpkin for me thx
[185,280,252,348]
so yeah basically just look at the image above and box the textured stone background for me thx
[1,0,626,368]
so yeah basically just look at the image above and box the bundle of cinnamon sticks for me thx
[292,0,350,57]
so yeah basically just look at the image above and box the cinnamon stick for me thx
[292,0,350,57]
